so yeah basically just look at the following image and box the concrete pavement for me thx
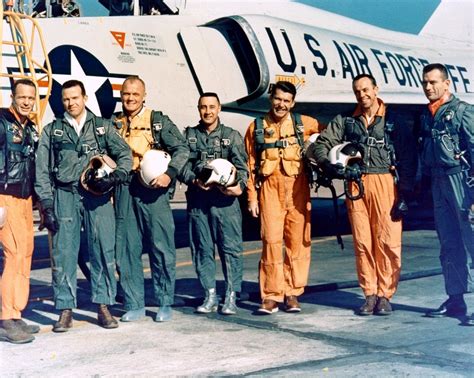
[1,196,474,376]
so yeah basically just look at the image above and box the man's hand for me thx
[218,183,243,197]
[39,201,59,234]
[322,160,345,179]
[391,197,408,222]
[248,201,259,218]
[150,173,172,189]
[193,178,210,191]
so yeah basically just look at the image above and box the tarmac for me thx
[1,188,474,376]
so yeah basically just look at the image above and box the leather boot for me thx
[221,291,237,315]
[15,319,40,334]
[53,309,73,333]
[375,297,392,316]
[98,305,119,329]
[358,295,377,316]
[0,320,34,344]
[196,288,218,314]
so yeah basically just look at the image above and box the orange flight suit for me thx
[347,174,401,299]
[0,106,36,320]
[245,113,322,302]
[0,195,34,320]
[345,103,402,299]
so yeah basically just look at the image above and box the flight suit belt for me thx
[54,180,79,193]
[361,167,391,174]
[430,165,463,176]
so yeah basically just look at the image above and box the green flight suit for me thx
[35,111,132,309]
[114,109,189,309]
[180,122,248,293]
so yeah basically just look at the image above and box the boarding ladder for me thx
[0,4,52,129]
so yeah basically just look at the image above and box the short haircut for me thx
[353,74,377,87]
[199,92,220,104]
[62,80,86,96]
[12,79,36,95]
[122,75,146,90]
[270,81,297,98]
[423,63,448,80]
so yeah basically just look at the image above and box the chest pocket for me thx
[127,127,153,159]
[260,125,279,176]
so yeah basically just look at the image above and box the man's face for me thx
[352,77,378,110]
[422,69,450,103]
[11,84,36,118]
[198,96,221,127]
[269,88,295,121]
[121,80,146,116]
[62,85,87,120]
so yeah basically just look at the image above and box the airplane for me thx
[1,0,473,134]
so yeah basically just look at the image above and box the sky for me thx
[78,0,441,35]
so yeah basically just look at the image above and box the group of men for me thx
[0,62,472,345]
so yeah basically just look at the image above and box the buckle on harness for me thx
[53,129,64,137]
[200,152,215,161]
[431,129,446,139]
[467,176,474,188]
[188,137,197,144]
[366,137,384,147]
[96,127,105,136]
[280,139,290,148]
[153,122,162,131]
[222,138,230,146]
[82,144,93,154]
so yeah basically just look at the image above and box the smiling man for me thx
[113,76,189,322]
[313,74,417,316]
[245,81,323,314]
[419,63,474,325]
[0,79,39,344]
[179,92,248,315]
[35,80,132,332]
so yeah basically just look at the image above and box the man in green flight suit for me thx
[35,80,132,332]
[113,76,189,322]
[180,92,248,315]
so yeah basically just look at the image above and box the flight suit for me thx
[419,95,474,296]
[114,107,189,309]
[35,111,132,310]
[0,107,37,320]
[180,122,248,293]
[313,99,417,299]
[245,113,322,302]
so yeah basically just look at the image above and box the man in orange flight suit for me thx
[0,79,39,344]
[245,81,323,314]
[313,74,417,316]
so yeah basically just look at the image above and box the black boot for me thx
[426,295,467,318]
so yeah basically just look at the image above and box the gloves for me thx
[391,196,409,222]
[39,200,59,233]
[344,164,362,181]
[85,170,126,194]
[321,160,345,179]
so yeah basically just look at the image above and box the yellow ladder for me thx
[0,7,52,129]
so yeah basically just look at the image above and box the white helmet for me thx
[80,154,117,195]
[139,149,171,187]
[328,142,363,168]
[199,158,237,187]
